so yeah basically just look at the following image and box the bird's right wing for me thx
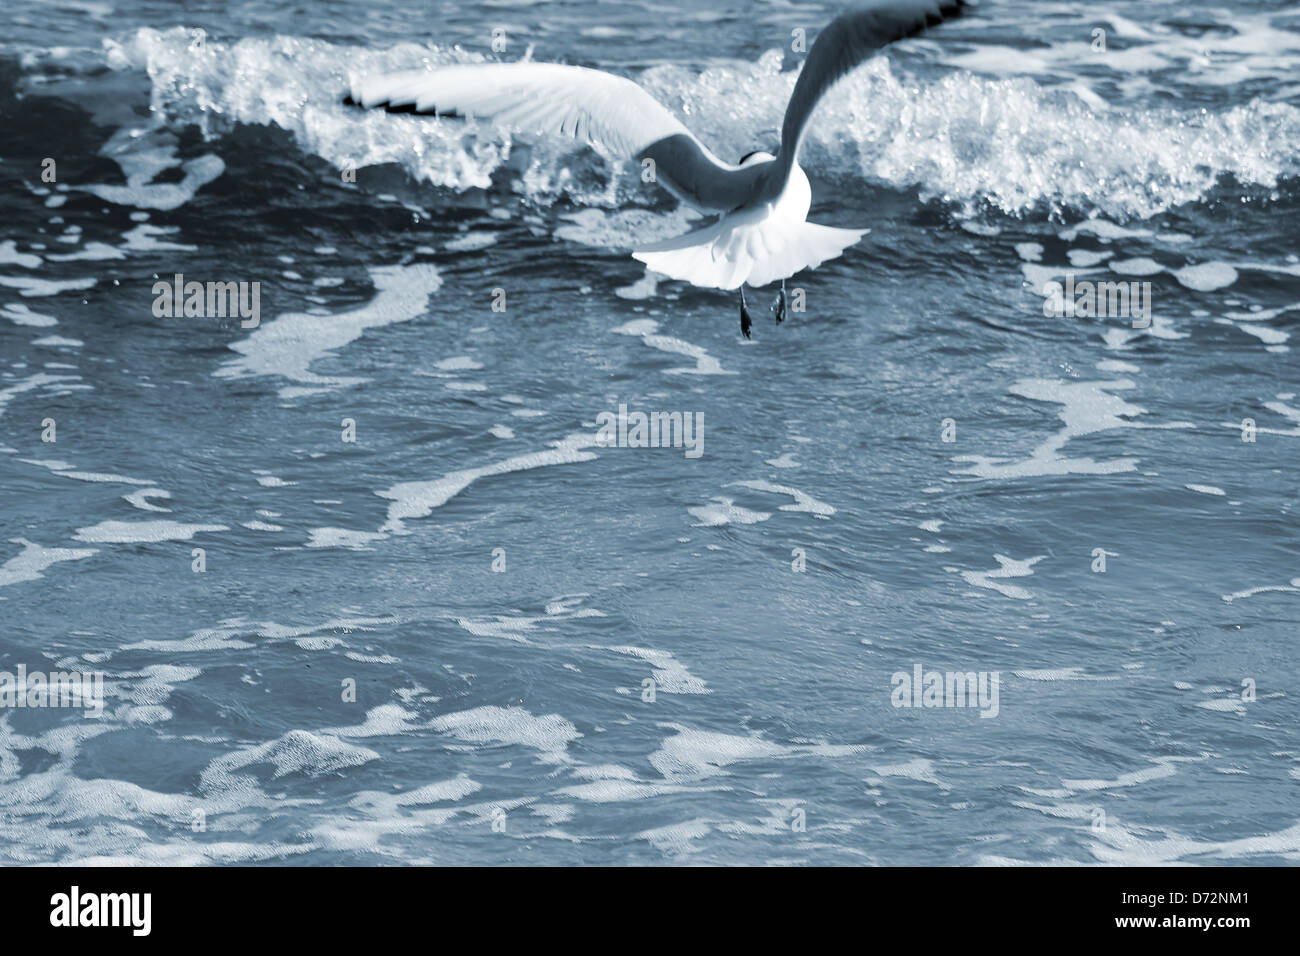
[769,0,967,194]
[349,62,764,212]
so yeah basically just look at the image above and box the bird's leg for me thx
[739,286,753,339]
[772,279,787,325]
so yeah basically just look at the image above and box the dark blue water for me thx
[1,0,1298,864]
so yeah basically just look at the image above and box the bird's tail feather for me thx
[632,220,867,290]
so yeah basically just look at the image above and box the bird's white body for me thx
[632,156,868,290]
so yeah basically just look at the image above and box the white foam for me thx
[121,615,393,654]
[1196,698,1247,715]
[434,356,483,371]
[1013,667,1117,681]
[122,625,256,653]
[295,636,344,650]
[321,704,420,738]
[349,774,481,812]
[615,269,661,300]
[444,231,497,252]
[122,488,172,512]
[1062,756,1190,792]
[116,664,202,715]
[1235,323,1289,347]
[201,730,379,790]
[84,126,225,211]
[953,379,1149,479]
[23,458,156,485]
[1234,259,1300,278]
[1095,359,1140,373]
[0,275,96,297]
[1067,248,1113,267]
[728,479,835,517]
[1222,579,1300,603]
[47,242,127,262]
[556,207,703,250]
[241,520,283,532]
[649,727,786,779]
[2,304,57,327]
[0,373,80,419]
[0,538,97,587]
[119,223,197,253]
[958,553,1045,600]
[305,527,386,549]
[636,819,712,856]
[1059,220,1154,242]
[378,432,598,533]
[611,318,734,375]
[544,595,601,617]
[0,240,41,268]
[1102,314,1189,349]
[429,705,580,763]
[606,646,709,695]
[687,497,771,527]
[73,520,227,543]
[217,263,442,396]
[457,616,541,643]
[765,453,800,468]
[1173,261,1238,291]
[555,778,696,803]
[1109,256,1165,275]
[868,758,949,791]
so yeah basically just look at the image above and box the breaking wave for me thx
[24,25,1300,220]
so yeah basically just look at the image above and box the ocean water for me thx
[1,0,1297,865]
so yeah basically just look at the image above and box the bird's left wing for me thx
[348,62,764,212]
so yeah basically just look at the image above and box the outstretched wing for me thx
[770,0,967,193]
[348,63,765,212]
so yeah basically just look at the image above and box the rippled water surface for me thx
[1,0,1298,865]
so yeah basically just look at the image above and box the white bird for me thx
[349,1,966,337]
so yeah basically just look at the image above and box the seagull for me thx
[348,1,966,338]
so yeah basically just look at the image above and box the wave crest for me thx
[103,27,1300,220]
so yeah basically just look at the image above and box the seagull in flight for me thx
[348,1,967,338]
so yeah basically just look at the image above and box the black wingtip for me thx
[921,0,971,33]
[341,93,459,118]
